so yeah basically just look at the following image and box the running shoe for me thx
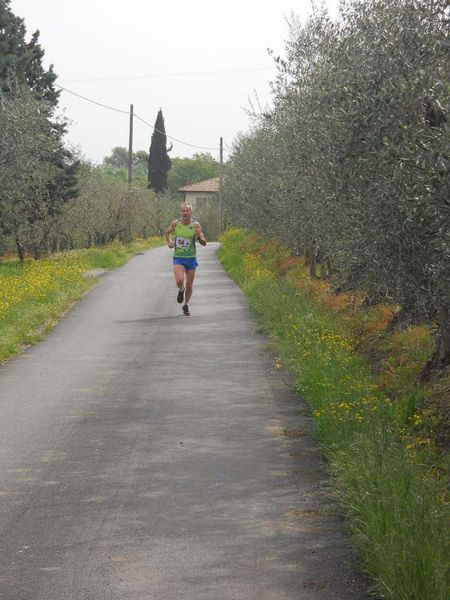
[182,304,190,316]
[177,286,185,304]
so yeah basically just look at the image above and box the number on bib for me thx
[176,236,191,249]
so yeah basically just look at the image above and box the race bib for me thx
[176,236,191,249]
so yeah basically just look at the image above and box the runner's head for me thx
[180,203,192,221]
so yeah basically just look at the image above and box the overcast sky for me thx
[10,0,339,163]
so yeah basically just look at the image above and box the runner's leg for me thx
[184,268,196,304]
[173,265,185,290]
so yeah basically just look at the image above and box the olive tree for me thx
[223,0,450,374]
[0,89,61,259]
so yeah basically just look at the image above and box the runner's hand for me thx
[168,241,175,249]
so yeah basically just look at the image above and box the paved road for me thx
[0,243,366,599]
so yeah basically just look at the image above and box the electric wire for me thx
[56,84,221,152]
[55,84,129,114]
[133,113,219,151]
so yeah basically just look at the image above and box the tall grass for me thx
[218,229,449,600]
[0,238,162,363]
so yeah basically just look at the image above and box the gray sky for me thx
[10,0,339,163]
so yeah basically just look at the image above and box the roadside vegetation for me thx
[218,229,448,600]
[0,238,162,363]
[221,5,449,593]
[223,0,449,378]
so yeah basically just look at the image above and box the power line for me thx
[56,84,220,152]
[55,84,129,114]
[133,113,219,151]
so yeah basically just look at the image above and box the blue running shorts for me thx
[173,257,198,270]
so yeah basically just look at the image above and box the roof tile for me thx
[178,176,220,193]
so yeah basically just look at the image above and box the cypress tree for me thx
[148,109,172,193]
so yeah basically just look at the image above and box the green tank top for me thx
[174,220,197,258]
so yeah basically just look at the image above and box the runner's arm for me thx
[195,223,207,246]
[165,221,177,248]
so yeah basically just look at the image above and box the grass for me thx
[218,228,449,600]
[0,237,163,363]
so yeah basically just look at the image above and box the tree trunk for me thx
[420,303,450,381]
[309,243,318,278]
[15,237,25,262]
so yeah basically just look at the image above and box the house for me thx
[178,176,220,210]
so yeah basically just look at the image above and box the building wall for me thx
[185,191,217,210]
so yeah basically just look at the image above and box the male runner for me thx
[165,203,207,316]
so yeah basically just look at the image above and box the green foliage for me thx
[218,229,449,600]
[50,164,169,249]
[0,0,59,106]
[0,89,61,255]
[0,1,80,258]
[96,164,132,184]
[148,109,172,193]
[100,149,219,198]
[103,146,130,168]
[103,146,149,173]
[106,164,147,187]
[167,153,219,195]
[223,0,450,374]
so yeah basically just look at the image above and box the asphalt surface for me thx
[0,243,367,600]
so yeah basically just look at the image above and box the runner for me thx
[165,203,207,316]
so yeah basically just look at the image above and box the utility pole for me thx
[127,104,134,191]
[219,136,223,236]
